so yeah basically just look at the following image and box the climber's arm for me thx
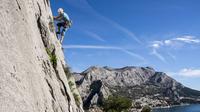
[54,15,62,20]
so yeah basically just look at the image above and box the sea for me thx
[153,104,200,112]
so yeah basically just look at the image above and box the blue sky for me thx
[50,0,200,90]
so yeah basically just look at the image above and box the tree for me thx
[103,95,132,112]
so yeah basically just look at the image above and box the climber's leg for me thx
[60,28,66,44]
[56,22,63,34]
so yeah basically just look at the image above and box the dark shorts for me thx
[57,22,68,28]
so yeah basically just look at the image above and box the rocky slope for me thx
[0,0,83,112]
[74,66,200,110]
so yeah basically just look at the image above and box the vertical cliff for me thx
[0,0,83,112]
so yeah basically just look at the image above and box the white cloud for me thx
[149,41,166,62]
[63,45,145,61]
[164,40,172,45]
[151,41,163,49]
[84,31,106,42]
[169,68,200,77]
[150,35,200,62]
[151,35,200,49]
[174,35,200,43]
[178,68,200,77]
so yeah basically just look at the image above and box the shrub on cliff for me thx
[68,81,75,91]
[103,95,132,112]
[63,66,72,79]
[46,48,57,68]
[73,93,81,107]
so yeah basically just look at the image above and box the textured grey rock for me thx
[74,66,200,110]
[0,0,83,112]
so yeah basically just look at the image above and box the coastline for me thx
[152,103,198,109]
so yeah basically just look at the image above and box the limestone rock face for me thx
[0,0,83,112]
[74,66,200,109]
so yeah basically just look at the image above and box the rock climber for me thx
[54,8,72,44]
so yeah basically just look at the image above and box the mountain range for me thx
[74,66,200,111]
